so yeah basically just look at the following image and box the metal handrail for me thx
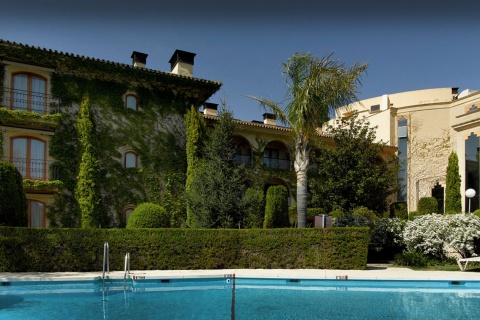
[102,242,109,281]
[124,252,130,288]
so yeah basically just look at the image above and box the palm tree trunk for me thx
[295,135,309,228]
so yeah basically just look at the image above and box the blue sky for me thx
[2,0,480,122]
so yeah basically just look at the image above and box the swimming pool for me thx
[1,276,480,319]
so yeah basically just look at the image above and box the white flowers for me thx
[403,214,480,258]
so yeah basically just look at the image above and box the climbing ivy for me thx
[75,93,106,228]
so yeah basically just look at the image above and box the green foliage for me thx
[0,108,61,130]
[264,185,290,228]
[334,214,371,227]
[0,162,27,226]
[186,109,246,228]
[394,251,429,267]
[389,202,408,220]
[126,203,171,228]
[408,211,421,220]
[0,227,370,271]
[185,106,206,225]
[241,188,265,228]
[75,94,106,228]
[417,197,439,215]
[352,206,377,223]
[309,114,398,215]
[445,151,462,213]
[23,179,64,191]
[369,218,406,262]
[307,208,326,216]
[329,208,345,218]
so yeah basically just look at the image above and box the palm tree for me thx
[247,52,367,228]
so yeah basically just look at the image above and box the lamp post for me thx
[465,188,476,214]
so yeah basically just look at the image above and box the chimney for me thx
[263,113,276,125]
[203,102,218,116]
[131,51,148,68]
[169,50,195,77]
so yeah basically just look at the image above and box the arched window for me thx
[125,94,138,110]
[124,151,138,168]
[11,72,47,114]
[11,137,46,179]
[28,200,46,227]
[124,207,135,224]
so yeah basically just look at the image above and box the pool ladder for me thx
[102,242,109,288]
[124,252,130,289]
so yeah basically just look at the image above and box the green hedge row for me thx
[0,227,369,272]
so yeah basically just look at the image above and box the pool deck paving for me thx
[1,265,479,282]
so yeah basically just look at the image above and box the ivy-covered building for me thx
[0,39,398,228]
[0,39,220,227]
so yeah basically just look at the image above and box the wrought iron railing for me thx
[5,157,60,180]
[263,157,290,170]
[1,87,60,114]
[234,154,252,166]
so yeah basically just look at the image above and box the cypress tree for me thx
[0,161,27,226]
[264,185,290,228]
[445,151,462,213]
[75,93,105,228]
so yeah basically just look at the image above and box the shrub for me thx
[126,203,171,228]
[369,218,406,261]
[0,161,27,226]
[242,188,265,228]
[264,186,289,228]
[403,213,480,259]
[353,206,377,223]
[389,202,408,220]
[417,197,438,215]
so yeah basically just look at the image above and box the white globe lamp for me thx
[465,188,476,213]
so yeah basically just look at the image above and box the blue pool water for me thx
[1,277,480,319]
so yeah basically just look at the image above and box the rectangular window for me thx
[370,104,380,112]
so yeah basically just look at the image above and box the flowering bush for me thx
[403,214,480,259]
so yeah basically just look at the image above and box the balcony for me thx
[1,88,59,114]
[6,157,60,180]
[263,157,290,170]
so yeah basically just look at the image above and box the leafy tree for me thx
[309,114,397,215]
[126,203,170,228]
[186,108,246,228]
[248,52,367,227]
[0,161,27,226]
[75,93,106,228]
[264,185,290,228]
[445,151,462,213]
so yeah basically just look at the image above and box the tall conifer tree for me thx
[445,151,462,213]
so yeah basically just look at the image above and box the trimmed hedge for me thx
[0,227,369,271]
[264,185,290,228]
[417,197,438,215]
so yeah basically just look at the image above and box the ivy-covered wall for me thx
[47,72,195,227]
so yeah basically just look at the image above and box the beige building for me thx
[326,87,480,213]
